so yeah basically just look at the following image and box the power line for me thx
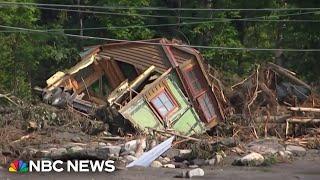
[1,24,319,52]
[1,1,320,12]
[1,4,319,22]
[0,11,318,34]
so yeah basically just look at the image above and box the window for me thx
[185,66,205,96]
[198,92,216,122]
[150,90,176,118]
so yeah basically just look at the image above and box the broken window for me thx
[150,90,177,118]
[198,92,217,122]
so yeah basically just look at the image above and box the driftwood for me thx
[287,118,320,124]
[267,62,311,91]
[0,93,19,106]
[288,107,320,113]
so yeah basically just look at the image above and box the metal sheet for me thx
[126,136,175,168]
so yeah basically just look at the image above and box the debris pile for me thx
[1,38,320,175]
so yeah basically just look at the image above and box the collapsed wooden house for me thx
[42,38,225,136]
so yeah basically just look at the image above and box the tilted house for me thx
[43,38,225,136]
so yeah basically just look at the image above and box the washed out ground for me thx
[1,156,320,180]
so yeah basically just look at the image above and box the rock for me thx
[191,158,206,166]
[234,152,265,166]
[247,138,285,155]
[124,155,137,163]
[123,138,147,153]
[215,154,223,164]
[205,158,215,165]
[69,146,84,155]
[150,161,162,168]
[278,150,292,159]
[159,157,171,164]
[71,136,82,143]
[163,164,175,168]
[286,145,306,156]
[181,168,204,178]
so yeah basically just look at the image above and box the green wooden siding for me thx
[166,73,206,135]
[122,98,163,131]
[121,72,206,135]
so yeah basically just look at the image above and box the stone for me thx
[123,139,147,153]
[150,161,162,168]
[184,168,205,178]
[205,158,216,165]
[234,152,265,166]
[124,155,137,163]
[278,150,292,159]
[247,138,285,155]
[286,145,306,156]
[159,157,171,164]
[71,136,82,143]
[69,146,84,154]
[163,164,175,168]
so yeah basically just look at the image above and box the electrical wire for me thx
[1,1,320,12]
[0,24,319,52]
[1,5,319,22]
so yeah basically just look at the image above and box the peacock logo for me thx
[8,160,28,173]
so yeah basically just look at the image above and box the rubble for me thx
[1,38,320,175]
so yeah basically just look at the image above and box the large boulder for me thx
[233,152,265,166]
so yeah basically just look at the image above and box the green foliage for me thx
[0,0,319,98]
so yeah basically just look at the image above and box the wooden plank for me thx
[288,107,320,113]
[268,62,311,91]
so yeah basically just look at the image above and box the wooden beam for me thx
[268,62,311,91]
[288,107,320,113]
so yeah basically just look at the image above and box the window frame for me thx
[149,88,178,119]
[184,65,207,97]
[197,92,217,122]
